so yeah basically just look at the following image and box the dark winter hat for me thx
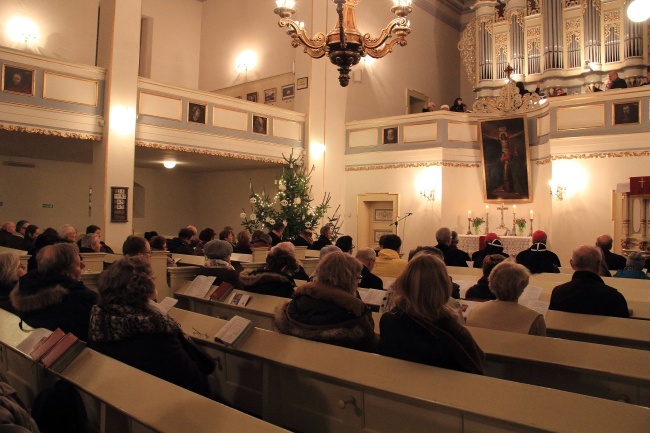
[204,240,233,260]
[626,251,645,270]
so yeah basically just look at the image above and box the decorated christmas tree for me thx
[240,151,341,240]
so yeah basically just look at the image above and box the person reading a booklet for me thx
[466,261,546,336]
[197,240,241,289]
[274,251,378,352]
[88,256,215,397]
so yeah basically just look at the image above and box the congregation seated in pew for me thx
[471,232,509,268]
[614,251,649,280]
[274,251,378,352]
[0,252,25,313]
[233,230,253,254]
[379,254,485,374]
[550,245,629,318]
[239,248,297,298]
[89,256,215,397]
[466,261,546,336]
[516,230,561,273]
[149,235,176,267]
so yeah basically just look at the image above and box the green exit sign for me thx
[42,204,54,208]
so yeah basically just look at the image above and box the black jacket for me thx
[11,272,98,340]
[308,235,332,250]
[166,238,193,255]
[471,245,509,268]
[239,269,296,298]
[516,243,561,274]
[435,243,469,267]
[359,265,384,290]
[465,277,496,301]
[549,271,629,318]
[379,309,484,374]
[602,249,626,272]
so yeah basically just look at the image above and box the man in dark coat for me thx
[269,222,285,246]
[550,245,629,318]
[595,234,626,272]
[166,228,194,255]
[0,222,16,247]
[355,247,384,290]
[292,228,314,247]
[516,230,561,273]
[434,227,469,267]
[471,232,509,268]
[606,71,627,89]
[309,225,333,250]
[11,243,98,340]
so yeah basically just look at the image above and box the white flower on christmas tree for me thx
[278,184,286,191]
[239,212,246,219]
[294,197,301,204]
[269,219,275,224]
[281,200,288,206]
[305,222,312,227]
[283,220,288,225]
[250,214,257,220]
[250,197,257,203]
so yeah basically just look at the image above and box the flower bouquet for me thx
[471,217,484,235]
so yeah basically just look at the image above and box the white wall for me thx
[0,0,99,65]
[198,0,295,91]
[141,0,203,89]
[0,157,95,235]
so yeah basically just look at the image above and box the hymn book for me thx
[184,275,217,298]
[228,292,251,307]
[214,316,254,348]
[209,281,234,302]
[18,328,86,373]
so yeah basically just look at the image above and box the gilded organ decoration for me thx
[477,16,494,34]
[495,1,507,21]
[495,33,509,53]
[603,11,620,39]
[565,19,581,45]
[527,0,540,15]
[458,18,477,86]
[508,9,525,26]
[472,81,541,114]
[565,0,580,7]
[526,26,541,52]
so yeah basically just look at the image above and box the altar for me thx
[457,235,532,257]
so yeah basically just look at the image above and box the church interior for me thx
[0,0,649,431]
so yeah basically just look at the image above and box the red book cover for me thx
[630,176,650,196]
[40,333,79,368]
[30,328,65,361]
[210,281,233,302]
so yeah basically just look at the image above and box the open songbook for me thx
[214,316,254,348]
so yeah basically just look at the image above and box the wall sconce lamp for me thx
[549,183,566,200]
[420,189,435,201]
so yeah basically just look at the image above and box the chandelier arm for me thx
[279,19,327,52]
[364,37,407,58]
[337,1,346,50]
[362,18,408,49]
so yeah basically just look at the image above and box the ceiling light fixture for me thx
[274,0,413,87]
[163,161,177,169]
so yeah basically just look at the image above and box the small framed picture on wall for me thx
[264,88,276,104]
[282,84,295,100]
[2,64,35,96]
[246,92,258,102]
[188,102,207,124]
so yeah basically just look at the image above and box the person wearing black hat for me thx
[471,233,509,268]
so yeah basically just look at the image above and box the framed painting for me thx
[282,83,295,100]
[252,115,268,135]
[478,116,532,203]
[188,102,206,124]
[297,77,308,90]
[382,127,398,144]
[2,64,35,96]
[373,229,393,244]
[374,209,393,222]
[246,92,258,102]
[264,88,276,104]
[613,101,640,125]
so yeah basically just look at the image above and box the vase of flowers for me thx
[471,217,484,235]
[515,217,527,236]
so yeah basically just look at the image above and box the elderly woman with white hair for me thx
[466,261,546,336]
[0,252,25,312]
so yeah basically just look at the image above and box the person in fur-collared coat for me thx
[11,243,97,340]
[239,248,298,298]
[274,252,378,352]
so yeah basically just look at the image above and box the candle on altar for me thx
[530,209,534,219]
[468,210,472,219]
[485,205,489,213]
[513,204,516,217]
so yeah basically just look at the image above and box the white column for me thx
[94,0,142,249]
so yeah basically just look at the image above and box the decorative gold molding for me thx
[346,161,480,171]
[535,151,650,165]
[495,33,508,58]
[528,0,540,15]
[565,18,581,46]
[0,123,101,140]
[472,81,541,114]
[458,18,477,87]
[134,141,284,164]
[507,9,525,27]
[603,11,620,39]
[477,16,494,35]
[526,26,541,54]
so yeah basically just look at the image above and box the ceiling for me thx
[0,129,280,172]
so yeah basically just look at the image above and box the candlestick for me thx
[513,204,516,215]
[529,209,533,219]
[486,205,490,214]
[485,213,490,235]
[512,215,517,236]
[468,210,472,219]
[466,218,472,235]
[529,218,534,237]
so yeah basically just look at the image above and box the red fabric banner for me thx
[630,176,650,196]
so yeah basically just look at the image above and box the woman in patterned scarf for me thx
[88,256,215,396]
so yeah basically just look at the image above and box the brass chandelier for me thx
[274,0,413,87]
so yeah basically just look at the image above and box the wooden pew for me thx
[175,284,650,404]
[79,252,106,273]
[0,245,30,267]
[80,271,100,291]
[169,308,650,433]
[0,312,288,433]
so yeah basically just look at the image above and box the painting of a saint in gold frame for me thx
[479,116,532,203]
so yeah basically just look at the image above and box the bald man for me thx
[595,234,626,271]
[549,245,629,318]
